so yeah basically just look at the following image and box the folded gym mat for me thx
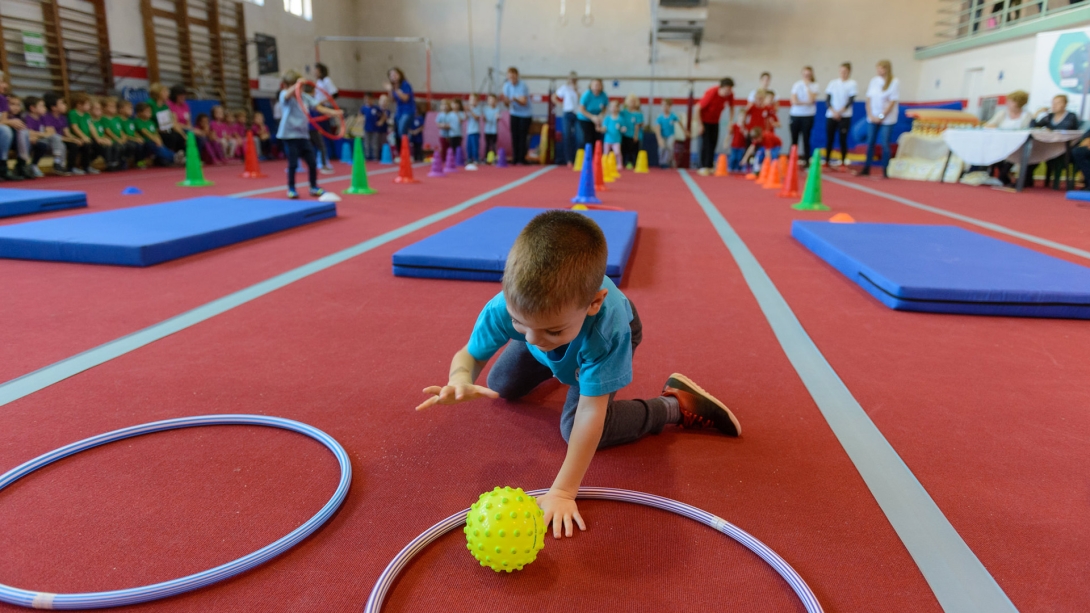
[791,221,1090,318]
[392,207,639,284]
[0,196,336,266]
[1066,190,1090,202]
[0,188,87,218]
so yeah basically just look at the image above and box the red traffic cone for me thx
[714,153,729,177]
[240,130,266,178]
[778,145,801,198]
[593,141,606,192]
[394,135,418,184]
[763,155,784,189]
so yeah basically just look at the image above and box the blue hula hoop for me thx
[0,414,352,610]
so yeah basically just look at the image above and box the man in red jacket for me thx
[695,78,735,175]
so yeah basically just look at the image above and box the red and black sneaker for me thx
[662,373,741,437]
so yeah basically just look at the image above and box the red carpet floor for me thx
[1,164,1086,611]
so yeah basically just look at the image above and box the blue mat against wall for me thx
[791,221,1090,319]
[392,207,639,284]
[0,196,336,266]
[0,188,87,218]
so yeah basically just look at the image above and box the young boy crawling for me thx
[418,211,740,538]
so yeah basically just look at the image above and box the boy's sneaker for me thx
[696,167,711,176]
[87,167,101,175]
[52,166,71,177]
[309,187,325,197]
[319,166,335,175]
[70,168,86,176]
[29,165,44,178]
[662,373,741,436]
[287,189,299,199]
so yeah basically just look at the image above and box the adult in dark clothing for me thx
[1033,94,1082,188]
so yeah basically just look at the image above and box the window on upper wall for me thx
[284,0,312,20]
[243,0,264,5]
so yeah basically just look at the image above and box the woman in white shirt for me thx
[857,60,899,177]
[983,91,1032,129]
[789,66,820,165]
[552,72,580,166]
[824,62,857,168]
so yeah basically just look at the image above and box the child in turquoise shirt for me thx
[418,211,740,540]
[601,100,625,171]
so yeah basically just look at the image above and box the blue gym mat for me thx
[392,207,639,283]
[0,196,336,266]
[1066,190,1090,202]
[0,188,87,218]
[791,221,1090,318]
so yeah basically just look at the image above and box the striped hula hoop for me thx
[0,414,351,610]
[364,487,823,612]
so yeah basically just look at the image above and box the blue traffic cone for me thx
[341,141,352,163]
[380,143,393,164]
[121,186,142,195]
[571,144,601,204]
[455,146,465,166]
[496,147,508,168]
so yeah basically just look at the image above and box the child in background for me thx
[251,111,272,160]
[167,85,192,131]
[100,97,137,169]
[378,94,395,151]
[229,110,248,159]
[360,95,384,160]
[23,96,69,176]
[483,94,500,162]
[418,210,740,539]
[277,70,343,199]
[302,83,334,174]
[728,122,748,173]
[410,102,426,162]
[652,99,685,169]
[193,113,226,165]
[465,93,482,167]
[134,102,176,166]
[89,97,123,171]
[600,99,625,171]
[117,99,153,168]
[449,98,465,159]
[68,93,102,174]
[45,92,86,175]
[209,106,233,159]
[743,89,775,134]
[621,93,643,169]
[435,98,454,163]
[4,96,36,179]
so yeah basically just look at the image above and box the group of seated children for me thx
[727,88,782,174]
[1,85,273,180]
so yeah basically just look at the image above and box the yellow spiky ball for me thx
[463,486,546,572]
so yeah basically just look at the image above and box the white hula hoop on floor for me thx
[363,487,823,612]
[0,414,351,610]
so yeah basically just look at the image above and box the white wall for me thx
[354,0,944,100]
[915,36,1037,105]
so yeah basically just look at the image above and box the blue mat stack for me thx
[792,221,1090,319]
[0,188,87,218]
[392,207,639,284]
[0,196,336,266]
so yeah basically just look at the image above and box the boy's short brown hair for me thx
[503,211,607,316]
[70,91,90,107]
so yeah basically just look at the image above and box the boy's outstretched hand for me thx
[537,488,586,538]
[416,383,498,410]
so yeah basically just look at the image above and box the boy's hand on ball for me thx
[416,384,498,410]
[538,489,586,538]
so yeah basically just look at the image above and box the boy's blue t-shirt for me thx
[577,91,609,121]
[468,276,634,397]
[466,104,483,134]
[622,109,643,139]
[436,111,457,138]
[362,105,382,133]
[602,114,623,144]
[656,112,678,138]
[411,114,425,143]
[482,106,500,134]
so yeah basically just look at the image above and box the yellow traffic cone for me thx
[573,147,585,172]
[634,150,649,173]
[603,152,617,183]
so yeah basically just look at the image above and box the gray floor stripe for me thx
[824,175,1090,261]
[0,166,554,408]
[679,170,1017,613]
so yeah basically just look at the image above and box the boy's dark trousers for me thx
[283,138,317,191]
[486,303,671,448]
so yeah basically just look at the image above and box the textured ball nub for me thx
[464,486,545,572]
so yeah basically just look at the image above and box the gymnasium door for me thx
[962,67,984,118]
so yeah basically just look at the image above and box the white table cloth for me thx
[942,129,1083,166]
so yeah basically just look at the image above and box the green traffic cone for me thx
[344,137,377,195]
[177,131,214,187]
[792,151,830,211]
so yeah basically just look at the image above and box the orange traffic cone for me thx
[778,145,801,198]
[714,153,728,177]
[755,155,772,186]
[394,135,418,184]
[829,213,856,223]
[593,141,606,192]
[763,156,784,189]
[240,130,266,178]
